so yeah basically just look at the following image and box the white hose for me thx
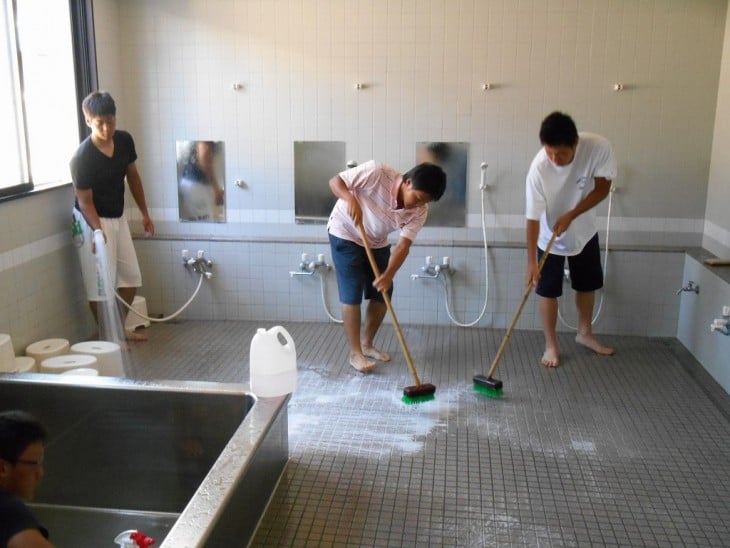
[114,272,205,323]
[90,229,207,325]
[442,163,490,327]
[319,269,343,323]
[557,185,614,329]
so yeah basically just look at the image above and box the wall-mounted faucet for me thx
[677,280,699,295]
[710,305,730,336]
[182,249,214,279]
[290,253,330,277]
[411,256,453,280]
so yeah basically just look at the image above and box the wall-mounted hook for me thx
[232,83,244,91]
[613,83,624,91]
[355,83,365,90]
[481,83,492,91]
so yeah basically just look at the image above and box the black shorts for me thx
[536,233,603,298]
[328,233,392,305]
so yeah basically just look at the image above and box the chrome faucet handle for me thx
[677,281,700,294]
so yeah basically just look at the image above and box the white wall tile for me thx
[3,0,730,362]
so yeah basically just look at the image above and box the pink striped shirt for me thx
[327,161,428,248]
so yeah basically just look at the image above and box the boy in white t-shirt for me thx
[328,161,446,373]
[525,111,617,367]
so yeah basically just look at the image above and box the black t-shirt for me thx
[182,161,208,183]
[0,490,49,545]
[70,130,138,218]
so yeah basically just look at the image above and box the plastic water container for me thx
[249,326,297,397]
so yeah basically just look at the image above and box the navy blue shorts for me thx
[329,233,392,305]
[536,233,603,298]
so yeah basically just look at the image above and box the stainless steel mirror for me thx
[177,140,226,222]
[416,142,468,227]
[294,141,346,224]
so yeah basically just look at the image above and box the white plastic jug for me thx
[250,326,297,397]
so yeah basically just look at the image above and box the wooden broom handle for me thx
[356,222,422,386]
[486,232,558,378]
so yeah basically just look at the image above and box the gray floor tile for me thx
[124,320,730,547]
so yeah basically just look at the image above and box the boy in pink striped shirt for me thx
[327,161,446,372]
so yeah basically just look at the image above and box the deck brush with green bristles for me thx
[401,383,436,404]
[473,233,557,398]
[473,374,503,398]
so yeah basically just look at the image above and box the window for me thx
[1,0,79,198]
[0,0,26,194]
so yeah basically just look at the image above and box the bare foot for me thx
[349,352,377,373]
[125,330,148,342]
[362,346,391,362]
[576,334,614,356]
[541,347,560,368]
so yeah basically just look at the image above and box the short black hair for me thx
[82,91,117,118]
[423,142,451,162]
[0,410,47,463]
[403,163,447,201]
[539,111,579,147]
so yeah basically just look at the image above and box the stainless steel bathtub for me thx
[0,374,289,547]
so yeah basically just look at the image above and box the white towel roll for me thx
[25,338,70,364]
[13,356,36,373]
[70,341,124,377]
[41,354,98,374]
[0,334,15,372]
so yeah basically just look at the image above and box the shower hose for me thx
[557,185,615,329]
[319,268,343,323]
[89,228,208,324]
[113,272,205,323]
[440,162,491,327]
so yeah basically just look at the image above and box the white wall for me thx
[0,187,93,354]
[87,0,725,339]
[92,0,124,117]
[677,255,730,392]
[706,1,730,258]
[2,0,729,356]
[96,0,726,249]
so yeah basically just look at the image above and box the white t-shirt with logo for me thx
[525,132,617,256]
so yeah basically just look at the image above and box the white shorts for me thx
[73,208,142,302]
[179,176,216,220]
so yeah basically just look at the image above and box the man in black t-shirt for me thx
[70,91,155,342]
[0,410,53,547]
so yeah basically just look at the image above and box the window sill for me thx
[0,181,73,204]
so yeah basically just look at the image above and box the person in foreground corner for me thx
[0,410,54,547]
[526,111,616,367]
[327,160,446,373]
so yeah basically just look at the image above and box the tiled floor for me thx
[126,320,730,547]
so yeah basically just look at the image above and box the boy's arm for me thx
[329,175,362,226]
[75,188,101,232]
[8,528,55,548]
[373,236,412,293]
[126,163,155,236]
[526,219,541,287]
[552,177,611,236]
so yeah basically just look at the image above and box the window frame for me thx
[0,0,97,202]
[0,0,32,199]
